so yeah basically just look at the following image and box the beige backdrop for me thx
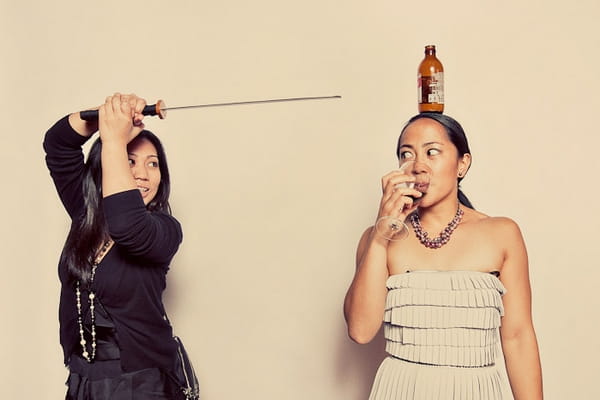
[2,1,599,399]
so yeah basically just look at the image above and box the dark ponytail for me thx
[457,189,473,209]
[397,112,474,209]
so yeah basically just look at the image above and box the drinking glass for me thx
[374,160,431,241]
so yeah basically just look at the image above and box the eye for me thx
[427,148,441,156]
[399,151,414,160]
[128,159,135,166]
[148,161,159,168]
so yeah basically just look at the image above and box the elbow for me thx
[343,293,384,344]
[347,325,378,344]
[349,334,373,345]
[501,323,538,346]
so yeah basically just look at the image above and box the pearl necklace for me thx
[76,239,112,363]
[410,207,464,249]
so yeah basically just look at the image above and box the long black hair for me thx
[397,112,474,208]
[62,130,172,286]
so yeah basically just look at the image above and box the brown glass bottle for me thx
[417,45,444,113]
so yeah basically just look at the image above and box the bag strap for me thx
[172,336,200,400]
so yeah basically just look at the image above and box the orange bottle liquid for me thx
[417,45,444,113]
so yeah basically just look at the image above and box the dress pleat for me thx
[368,270,512,400]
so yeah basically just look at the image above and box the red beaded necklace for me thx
[410,207,464,249]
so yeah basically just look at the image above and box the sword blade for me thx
[162,95,341,111]
[79,95,341,121]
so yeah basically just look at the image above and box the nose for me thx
[132,163,149,180]
[412,160,431,175]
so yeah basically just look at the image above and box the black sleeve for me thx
[103,190,183,265]
[43,115,91,219]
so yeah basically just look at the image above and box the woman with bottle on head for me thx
[344,113,543,399]
[44,93,198,399]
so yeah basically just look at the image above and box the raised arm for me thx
[343,169,421,343]
[43,112,98,219]
[98,93,147,199]
[97,93,183,264]
[104,191,182,265]
[498,218,543,399]
[68,111,99,139]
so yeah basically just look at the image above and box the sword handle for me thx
[79,100,167,121]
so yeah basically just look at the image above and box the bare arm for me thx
[343,227,390,343]
[499,218,543,399]
[98,93,147,199]
[343,169,421,343]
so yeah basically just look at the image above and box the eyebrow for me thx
[399,141,444,148]
[128,152,159,159]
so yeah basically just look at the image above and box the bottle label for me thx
[418,72,444,104]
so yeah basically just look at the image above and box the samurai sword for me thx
[79,95,341,121]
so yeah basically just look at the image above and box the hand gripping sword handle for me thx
[79,100,167,121]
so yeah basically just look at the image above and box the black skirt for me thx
[65,311,182,399]
[65,356,179,400]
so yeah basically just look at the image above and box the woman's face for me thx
[397,118,470,207]
[127,137,161,205]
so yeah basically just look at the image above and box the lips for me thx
[137,186,150,195]
[414,182,429,194]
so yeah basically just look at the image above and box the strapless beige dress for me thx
[368,270,512,400]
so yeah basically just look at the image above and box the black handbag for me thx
[170,336,200,400]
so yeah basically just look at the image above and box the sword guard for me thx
[142,100,167,119]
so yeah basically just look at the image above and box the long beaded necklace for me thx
[410,206,464,249]
[75,239,112,363]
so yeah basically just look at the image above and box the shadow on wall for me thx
[335,326,387,398]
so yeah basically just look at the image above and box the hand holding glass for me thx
[375,160,431,241]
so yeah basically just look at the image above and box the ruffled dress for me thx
[368,270,512,400]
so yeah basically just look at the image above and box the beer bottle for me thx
[417,45,444,113]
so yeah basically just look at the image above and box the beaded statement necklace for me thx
[410,207,464,249]
[75,239,112,363]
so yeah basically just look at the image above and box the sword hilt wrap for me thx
[79,99,167,121]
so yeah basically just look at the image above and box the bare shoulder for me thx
[358,225,375,245]
[463,208,520,228]
[462,208,524,241]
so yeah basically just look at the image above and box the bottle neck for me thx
[425,46,436,56]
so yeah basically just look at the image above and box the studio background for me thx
[1,1,598,399]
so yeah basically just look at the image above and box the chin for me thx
[143,195,156,206]
[415,198,428,208]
